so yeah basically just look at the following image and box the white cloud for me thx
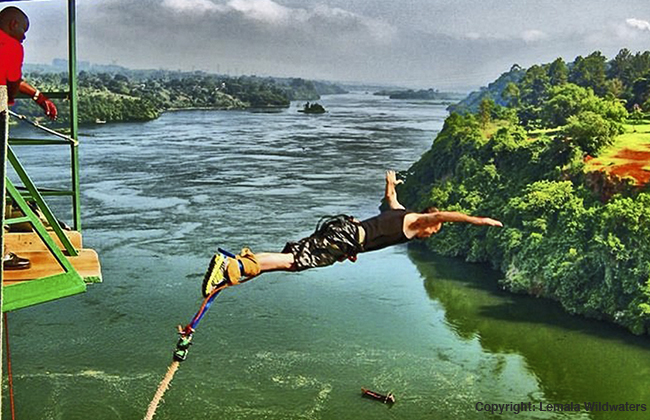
[521,29,547,42]
[157,0,395,42]
[604,19,650,41]
[626,18,650,31]
[458,29,547,43]
[227,0,294,24]
[161,0,224,14]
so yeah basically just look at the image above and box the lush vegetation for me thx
[374,88,460,100]
[400,49,650,335]
[12,70,346,125]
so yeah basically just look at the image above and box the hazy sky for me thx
[9,0,650,89]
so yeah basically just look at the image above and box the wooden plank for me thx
[3,231,83,252]
[3,248,101,284]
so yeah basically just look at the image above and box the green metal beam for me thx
[6,179,78,263]
[69,0,81,231]
[2,272,86,313]
[4,216,31,225]
[2,110,8,326]
[9,138,72,145]
[41,92,69,100]
[16,92,69,100]
[7,148,78,256]
[36,190,75,197]
[9,189,75,199]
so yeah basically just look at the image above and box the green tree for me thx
[502,82,521,108]
[608,49,650,90]
[548,57,568,86]
[607,48,633,84]
[543,84,593,127]
[605,78,625,99]
[569,51,608,96]
[564,111,623,155]
[517,65,550,127]
[478,98,495,127]
[519,64,550,106]
[543,83,628,127]
[630,77,650,111]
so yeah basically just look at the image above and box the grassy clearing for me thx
[480,119,512,138]
[477,119,650,185]
[586,121,650,185]
[527,127,561,138]
[481,120,561,140]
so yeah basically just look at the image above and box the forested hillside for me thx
[12,71,345,125]
[400,49,650,335]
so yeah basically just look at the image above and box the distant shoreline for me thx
[164,106,244,112]
[164,105,289,113]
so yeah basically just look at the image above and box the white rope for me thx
[143,360,180,420]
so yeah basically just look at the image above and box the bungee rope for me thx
[143,282,228,420]
[144,249,253,420]
[143,361,179,420]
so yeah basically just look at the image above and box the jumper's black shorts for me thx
[282,215,363,271]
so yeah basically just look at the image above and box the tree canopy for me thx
[400,49,650,335]
[12,71,345,125]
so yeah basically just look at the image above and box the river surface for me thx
[3,93,650,420]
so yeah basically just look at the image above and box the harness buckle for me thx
[173,325,195,362]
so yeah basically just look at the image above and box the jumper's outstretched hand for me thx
[477,217,503,227]
[386,170,403,185]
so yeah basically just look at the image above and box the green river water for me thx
[3,93,649,419]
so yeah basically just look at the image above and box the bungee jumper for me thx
[202,170,503,296]
[145,171,502,418]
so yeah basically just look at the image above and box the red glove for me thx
[33,91,58,120]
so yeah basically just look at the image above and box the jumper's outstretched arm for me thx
[385,170,405,210]
[411,211,503,230]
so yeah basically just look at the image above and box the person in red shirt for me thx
[1,6,58,270]
[0,6,57,117]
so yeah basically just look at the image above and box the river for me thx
[3,93,650,419]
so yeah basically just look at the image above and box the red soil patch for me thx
[614,148,650,161]
[598,147,650,186]
[608,162,650,185]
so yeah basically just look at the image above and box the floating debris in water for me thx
[361,387,395,404]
